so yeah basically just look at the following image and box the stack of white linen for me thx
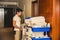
[30,16,47,27]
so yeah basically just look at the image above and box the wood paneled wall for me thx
[38,0,60,40]
[38,0,53,23]
[52,0,59,40]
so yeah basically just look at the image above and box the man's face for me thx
[17,11,22,16]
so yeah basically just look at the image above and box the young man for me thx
[13,8,23,40]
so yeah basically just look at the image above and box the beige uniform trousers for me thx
[15,30,20,40]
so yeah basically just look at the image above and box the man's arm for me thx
[13,20,20,29]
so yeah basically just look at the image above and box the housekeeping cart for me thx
[24,16,51,40]
[24,26,51,40]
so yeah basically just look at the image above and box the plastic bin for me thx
[32,27,50,32]
[32,37,50,40]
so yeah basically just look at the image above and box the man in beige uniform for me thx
[13,8,23,40]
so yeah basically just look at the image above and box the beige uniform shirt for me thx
[13,15,21,31]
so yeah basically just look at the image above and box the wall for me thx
[23,0,37,18]
[37,0,60,40]
[0,8,4,27]
[52,0,59,40]
[23,0,32,18]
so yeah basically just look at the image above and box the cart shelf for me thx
[32,37,50,40]
[32,27,50,32]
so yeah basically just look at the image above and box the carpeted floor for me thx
[0,28,14,40]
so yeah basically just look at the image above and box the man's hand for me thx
[20,27,23,31]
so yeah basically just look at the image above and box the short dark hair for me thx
[16,8,23,12]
